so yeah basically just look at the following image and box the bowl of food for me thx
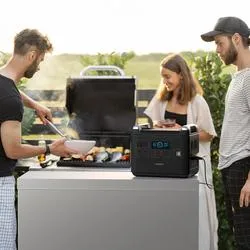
[64,140,96,154]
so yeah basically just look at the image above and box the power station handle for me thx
[80,65,125,76]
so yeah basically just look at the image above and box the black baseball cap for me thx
[201,16,250,42]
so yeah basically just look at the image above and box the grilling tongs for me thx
[45,118,71,140]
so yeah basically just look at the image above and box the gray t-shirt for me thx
[219,68,250,170]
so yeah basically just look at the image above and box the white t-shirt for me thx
[219,68,250,170]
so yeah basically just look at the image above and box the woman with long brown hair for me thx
[145,53,218,250]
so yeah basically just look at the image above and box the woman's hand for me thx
[168,123,181,129]
[154,120,181,129]
[154,123,163,128]
[199,129,214,142]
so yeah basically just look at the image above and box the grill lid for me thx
[65,66,136,148]
[66,77,136,133]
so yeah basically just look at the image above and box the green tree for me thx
[80,51,135,75]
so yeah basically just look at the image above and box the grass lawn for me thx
[25,53,163,90]
[25,52,235,91]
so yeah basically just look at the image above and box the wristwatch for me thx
[45,144,51,155]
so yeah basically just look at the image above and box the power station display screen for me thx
[151,141,169,150]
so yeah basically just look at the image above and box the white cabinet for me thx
[18,170,198,250]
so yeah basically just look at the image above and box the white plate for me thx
[64,140,96,154]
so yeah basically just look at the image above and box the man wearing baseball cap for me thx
[201,16,250,249]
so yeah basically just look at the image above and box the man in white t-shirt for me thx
[201,16,250,249]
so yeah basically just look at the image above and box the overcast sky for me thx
[1,0,250,55]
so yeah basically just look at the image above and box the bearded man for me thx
[0,29,76,250]
[201,16,250,250]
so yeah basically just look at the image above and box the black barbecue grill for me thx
[57,66,136,168]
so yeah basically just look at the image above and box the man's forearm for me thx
[20,90,37,109]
